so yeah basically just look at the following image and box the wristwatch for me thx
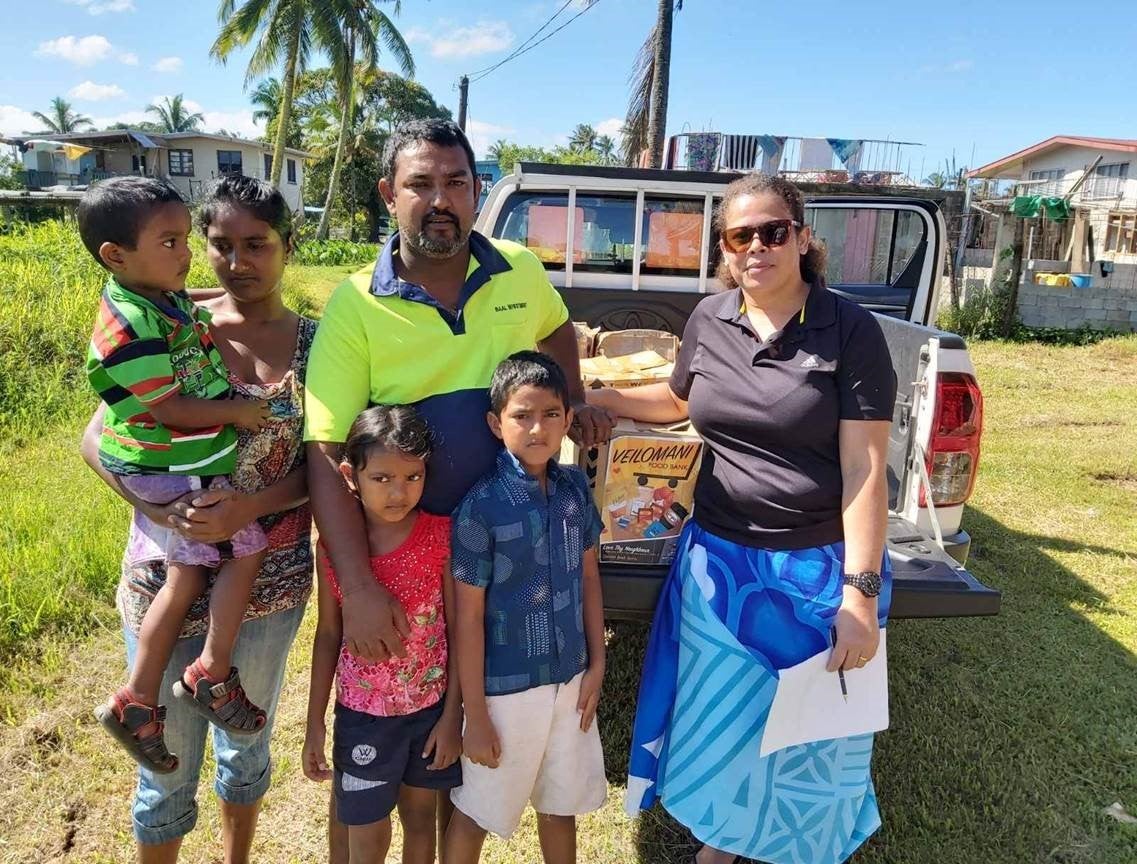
[842,570,883,598]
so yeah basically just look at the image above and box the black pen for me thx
[830,626,847,702]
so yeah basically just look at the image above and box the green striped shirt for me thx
[87,277,237,475]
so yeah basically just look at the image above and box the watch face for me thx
[845,571,882,596]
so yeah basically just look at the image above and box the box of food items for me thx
[564,418,702,567]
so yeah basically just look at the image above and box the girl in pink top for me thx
[303,405,461,864]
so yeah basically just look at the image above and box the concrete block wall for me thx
[939,256,1137,332]
[1016,260,1137,330]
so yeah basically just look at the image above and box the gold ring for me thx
[856,656,869,667]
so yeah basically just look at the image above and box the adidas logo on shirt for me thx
[800,355,820,369]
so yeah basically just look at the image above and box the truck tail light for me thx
[920,371,983,508]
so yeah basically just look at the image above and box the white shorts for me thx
[450,671,607,838]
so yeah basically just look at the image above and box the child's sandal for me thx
[95,689,179,774]
[172,659,266,735]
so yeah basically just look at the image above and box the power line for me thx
[467,0,575,79]
[467,0,602,84]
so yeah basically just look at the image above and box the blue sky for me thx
[3,0,1136,178]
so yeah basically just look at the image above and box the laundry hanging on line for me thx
[717,134,761,171]
[685,133,720,172]
[1011,195,1072,222]
[827,138,864,174]
[757,135,787,174]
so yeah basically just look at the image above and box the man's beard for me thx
[401,213,470,259]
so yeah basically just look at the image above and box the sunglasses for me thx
[720,219,801,253]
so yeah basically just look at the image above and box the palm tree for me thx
[250,76,283,125]
[212,0,353,190]
[569,123,598,153]
[595,134,617,164]
[623,0,682,167]
[487,138,509,164]
[31,97,93,134]
[317,1,414,240]
[145,94,205,133]
[923,171,947,189]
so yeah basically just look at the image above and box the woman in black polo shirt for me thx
[591,173,896,864]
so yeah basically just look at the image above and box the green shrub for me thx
[292,239,378,266]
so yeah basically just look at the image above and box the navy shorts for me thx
[332,698,463,826]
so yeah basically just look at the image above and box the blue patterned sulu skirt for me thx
[625,521,891,864]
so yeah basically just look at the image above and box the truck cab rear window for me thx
[495,192,704,276]
[643,197,704,276]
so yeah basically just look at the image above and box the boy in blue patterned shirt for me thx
[446,351,607,863]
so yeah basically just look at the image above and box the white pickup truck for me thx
[475,162,1000,619]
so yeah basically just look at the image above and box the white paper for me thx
[759,628,889,757]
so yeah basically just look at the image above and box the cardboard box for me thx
[595,329,678,362]
[573,321,599,358]
[562,419,702,566]
[579,350,674,389]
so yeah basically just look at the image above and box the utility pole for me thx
[457,75,469,132]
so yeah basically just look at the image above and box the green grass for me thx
[0,223,342,661]
[0,222,1134,861]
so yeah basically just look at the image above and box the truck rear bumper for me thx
[601,522,999,622]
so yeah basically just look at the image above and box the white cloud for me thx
[0,104,43,135]
[152,56,183,73]
[595,117,624,140]
[467,118,516,160]
[68,80,126,101]
[201,110,263,139]
[87,108,150,127]
[419,21,514,59]
[948,59,974,72]
[36,35,113,65]
[35,34,137,66]
[65,0,135,13]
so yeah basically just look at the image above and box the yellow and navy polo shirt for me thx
[304,230,569,514]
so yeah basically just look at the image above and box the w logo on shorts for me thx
[352,743,377,765]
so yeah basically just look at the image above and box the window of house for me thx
[131,154,147,174]
[1083,162,1129,200]
[168,149,194,177]
[217,150,243,176]
[642,197,704,276]
[264,153,272,178]
[1105,211,1137,255]
[1027,168,1064,197]
[287,158,297,184]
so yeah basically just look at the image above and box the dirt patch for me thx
[60,799,86,855]
[1091,470,1137,492]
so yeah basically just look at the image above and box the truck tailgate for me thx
[600,515,1000,621]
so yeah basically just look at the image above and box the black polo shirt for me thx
[670,281,896,550]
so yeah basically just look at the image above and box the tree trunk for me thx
[1000,217,1026,337]
[317,31,355,241]
[646,0,673,169]
[270,19,302,190]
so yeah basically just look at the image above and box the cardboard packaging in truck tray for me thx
[561,419,702,566]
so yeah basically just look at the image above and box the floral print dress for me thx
[117,317,318,637]
[321,512,451,717]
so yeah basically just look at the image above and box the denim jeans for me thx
[122,603,305,845]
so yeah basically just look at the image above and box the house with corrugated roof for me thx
[8,129,310,213]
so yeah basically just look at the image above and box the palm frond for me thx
[372,9,414,77]
[622,25,655,165]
